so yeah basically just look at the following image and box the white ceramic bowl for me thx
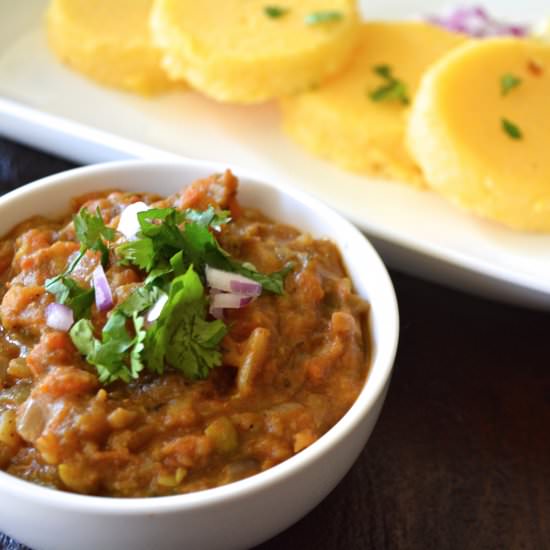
[0,160,398,550]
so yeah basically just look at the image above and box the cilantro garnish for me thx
[130,313,147,378]
[500,73,522,96]
[116,237,155,271]
[117,206,227,273]
[70,317,132,384]
[71,266,226,384]
[145,266,227,379]
[229,260,292,295]
[46,276,94,320]
[117,206,290,295]
[305,11,343,24]
[501,117,522,140]
[144,263,174,288]
[183,206,231,231]
[45,206,115,316]
[369,65,410,105]
[74,207,115,267]
[117,285,163,316]
[264,5,288,18]
[70,285,161,383]
[66,199,292,384]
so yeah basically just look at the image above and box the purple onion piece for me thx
[229,279,262,297]
[205,265,262,297]
[427,6,529,38]
[210,292,253,309]
[508,25,528,37]
[93,264,113,312]
[473,7,489,21]
[45,303,74,332]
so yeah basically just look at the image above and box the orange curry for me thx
[0,172,369,497]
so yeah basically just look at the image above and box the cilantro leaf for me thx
[68,287,95,319]
[70,285,161,384]
[145,266,227,379]
[369,65,410,105]
[74,207,115,266]
[179,222,293,294]
[229,260,293,294]
[74,207,116,249]
[70,319,130,384]
[130,313,147,378]
[81,312,134,384]
[169,251,186,276]
[501,117,523,140]
[500,73,522,96]
[117,285,162,316]
[305,11,343,24]
[102,310,133,346]
[44,248,85,298]
[45,275,94,320]
[370,81,409,104]
[180,221,223,273]
[182,206,231,231]
[264,5,289,18]
[373,65,392,79]
[45,275,76,304]
[137,208,183,241]
[117,238,156,271]
[117,207,231,272]
[117,208,184,272]
[116,206,291,295]
[69,319,95,356]
[46,206,115,314]
[144,263,173,288]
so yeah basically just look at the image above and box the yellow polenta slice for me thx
[46,0,172,95]
[280,22,466,186]
[407,39,550,231]
[150,0,359,103]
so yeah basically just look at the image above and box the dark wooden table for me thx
[0,137,548,550]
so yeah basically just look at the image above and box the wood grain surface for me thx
[0,138,548,550]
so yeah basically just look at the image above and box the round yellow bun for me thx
[407,39,550,231]
[46,0,172,95]
[150,0,359,104]
[280,22,466,186]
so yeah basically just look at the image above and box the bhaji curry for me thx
[0,171,369,497]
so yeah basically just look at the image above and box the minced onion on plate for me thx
[427,6,529,37]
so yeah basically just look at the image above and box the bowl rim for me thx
[0,159,399,514]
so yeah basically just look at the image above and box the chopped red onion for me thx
[117,201,149,240]
[45,303,74,332]
[229,279,262,296]
[147,293,168,323]
[427,6,529,38]
[210,292,253,309]
[205,266,262,297]
[93,265,113,312]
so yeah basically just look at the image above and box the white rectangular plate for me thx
[1,0,549,308]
